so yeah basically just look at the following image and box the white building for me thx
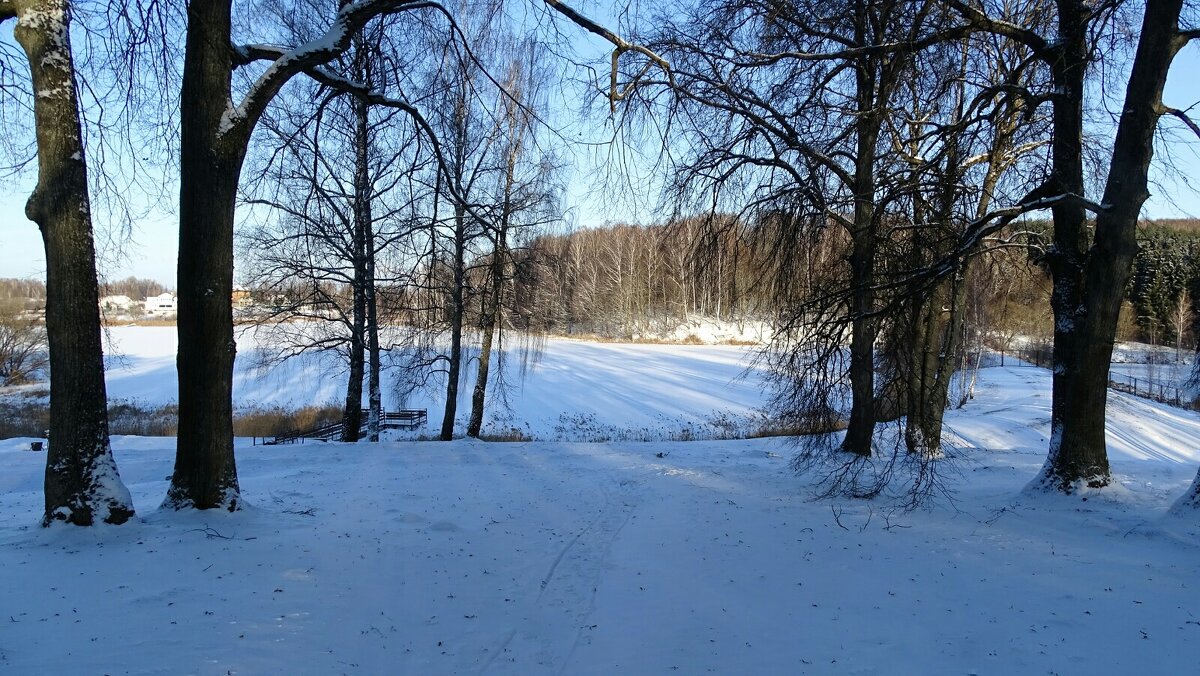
[143,292,177,316]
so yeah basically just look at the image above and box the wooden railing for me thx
[255,409,428,446]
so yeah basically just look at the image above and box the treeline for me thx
[509,219,781,336]
[1020,220,1200,347]
[0,279,45,304]
[487,218,1198,349]
[0,277,169,305]
[99,277,169,301]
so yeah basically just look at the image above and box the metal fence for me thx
[999,344,1193,409]
[1107,371,1189,408]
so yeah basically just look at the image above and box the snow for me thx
[2,334,1200,673]
[99,327,771,439]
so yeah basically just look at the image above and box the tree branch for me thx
[542,0,673,109]
[945,0,1051,59]
[222,0,439,141]
[1159,104,1200,141]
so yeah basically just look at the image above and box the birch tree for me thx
[169,0,668,507]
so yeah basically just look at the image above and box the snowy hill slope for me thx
[99,326,771,438]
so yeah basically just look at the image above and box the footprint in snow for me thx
[426,521,461,533]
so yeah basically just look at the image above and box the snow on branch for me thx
[222,0,438,139]
[945,0,1052,59]
[542,0,673,110]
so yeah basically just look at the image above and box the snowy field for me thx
[2,345,1200,673]
[98,326,771,439]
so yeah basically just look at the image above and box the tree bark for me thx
[166,1,245,510]
[168,0,405,504]
[342,117,369,443]
[1174,467,1200,512]
[1036,0,1186,492]
[7,0,135,526]
[467,230,506,438]
[440,207,467,441]
[341,279,366,442]
[842,62,882,457]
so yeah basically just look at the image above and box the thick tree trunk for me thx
[8,0,134,526]
[843,107,881,457]
[902,130,968,456]
[166,1,244,510]
[903,270,960,455]
[1036,0,1184,492]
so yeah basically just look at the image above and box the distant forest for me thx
[4,217,1198,348]
[0,277,169,306]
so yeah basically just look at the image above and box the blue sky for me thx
[2,19,1198,286]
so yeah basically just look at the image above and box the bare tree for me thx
[638,0,954,465]
[0,299,47,386]
[467,42,562,437]
[1,0,134,525]
[1169,289,1193,359]
[170,0,668,507]
[240,7,421,444]
[953,0,1200,492]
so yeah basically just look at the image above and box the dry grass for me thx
[477,428,534,442]
[747,418,849,439]
[233,405,343,437]
[105,319,178,327]
[548,331,763,346]
[0,401,50,438]
[0,399,345,440]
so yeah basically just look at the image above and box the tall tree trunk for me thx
[342,94,369,443]
[1037,0,1188,491]
[341,278,366,442]
[440,208,466,441]
[6,0,135,526]
[166,1,244,510]
[467,231,506,438]
[366,277,381,441]
[352,85,381,444]
[903,126,968,455]
[843,105,881,457]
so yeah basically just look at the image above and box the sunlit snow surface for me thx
[2,331,1200,674]
[99,326,772,439]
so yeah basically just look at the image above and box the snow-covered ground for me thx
[98,326,772,439]
[2,352,1200,674]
